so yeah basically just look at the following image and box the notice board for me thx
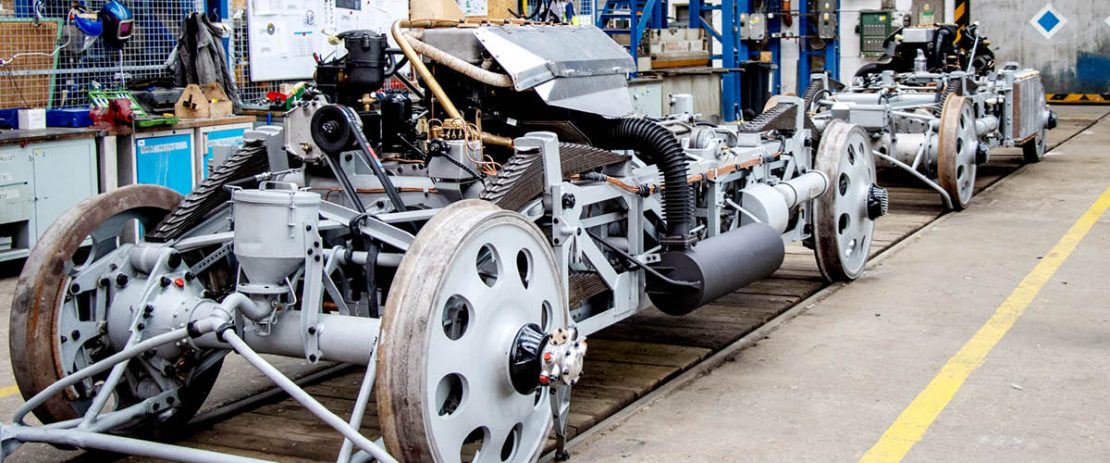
[247,0,408,82]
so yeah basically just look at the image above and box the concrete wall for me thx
[807,0,1108,94]
[975,0,1110,93]
[661,0,1108,96]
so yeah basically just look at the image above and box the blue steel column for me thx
[768,3,781,95]
[797,0,811,89]
[828,0,840,82]
[721,0,746,122]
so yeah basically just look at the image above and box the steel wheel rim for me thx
[379,200,568,463]
[938,94,977,208]
[814,121,877,281]
[952,102,977,204]
[10,185,185,423]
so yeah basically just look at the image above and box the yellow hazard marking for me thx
[954,2,966,21]
[859,186,1110,463]
[0,385,19,398]
[1048,93,1110,104]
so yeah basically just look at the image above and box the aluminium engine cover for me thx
[423,25,637,117]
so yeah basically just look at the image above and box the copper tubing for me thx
[403,32,513,88]
[391,20,513,148]
[392,20,462,120]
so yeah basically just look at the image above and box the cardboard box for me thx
[17,109,46,130]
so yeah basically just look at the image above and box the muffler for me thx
[647,223,785,316]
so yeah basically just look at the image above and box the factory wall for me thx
[664,0,1107,96]
[797,0,1107,94]
[974,0,1110,94]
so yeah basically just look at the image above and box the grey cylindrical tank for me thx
[647,223,785,315]
[232,185,321,293]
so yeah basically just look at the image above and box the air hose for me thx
[598,118,694,248]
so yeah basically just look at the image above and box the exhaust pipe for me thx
[647,223,785,316]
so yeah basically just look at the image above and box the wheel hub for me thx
[508,324,588,395]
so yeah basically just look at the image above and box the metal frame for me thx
[810,63,1053,209]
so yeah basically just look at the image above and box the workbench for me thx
[105,115,256,195]
[0,127,100,262]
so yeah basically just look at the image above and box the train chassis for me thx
[4,21,886,463]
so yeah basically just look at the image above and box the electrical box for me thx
[740,12,767,41]
[911,0,945,26]
[629,80,664,118]
[816,1,838,40]
[860,10,894,57]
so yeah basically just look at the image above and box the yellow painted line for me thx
[0,385,19,398]
[860,186,1110,463]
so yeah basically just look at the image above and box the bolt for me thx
[60,335,68,343]
[561,193,576,209]
[71,330,81,341]
[305,224,313,231]
[151,403,160,412]
[167,252,182,269]
[307,326,317,335]
[70,282,81,294]
[307,248,313,256]
[167,397,175,405]
[108,263,118,271]
[136,323,146,331]
[115,273,129,287]
[345,154,354,162]
[309,354,318,362]
[160,276,171,287]
[314,255,321,262]
[98,277,109,288]
[314,241,320,248]
[184,272,195,281]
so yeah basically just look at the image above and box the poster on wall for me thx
[248,0,408,82]
[456,0,487,16]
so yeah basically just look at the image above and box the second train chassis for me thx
[809,24,1056,210]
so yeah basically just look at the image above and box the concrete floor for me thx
[570,111,1110,462]
[0,106,1107,462]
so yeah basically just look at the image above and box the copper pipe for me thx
[392,20,514,148]
[403,33,513,88]
[392,20,462,120]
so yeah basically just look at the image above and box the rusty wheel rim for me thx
[938,94,978,210]
[377,200,568,463]
[10,185,181,423]
[813,120,878,282]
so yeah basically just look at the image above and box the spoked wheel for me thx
[10,185,222,430]
[813,120,882,282]
[938,94,978,210]
[378,200,569,463]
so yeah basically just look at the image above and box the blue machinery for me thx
[598,0,840,122]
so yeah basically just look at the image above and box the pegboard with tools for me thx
[0,0,200,110]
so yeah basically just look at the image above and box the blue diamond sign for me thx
[1031,4,1067,39]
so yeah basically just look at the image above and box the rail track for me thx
[103,108,1103,463]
